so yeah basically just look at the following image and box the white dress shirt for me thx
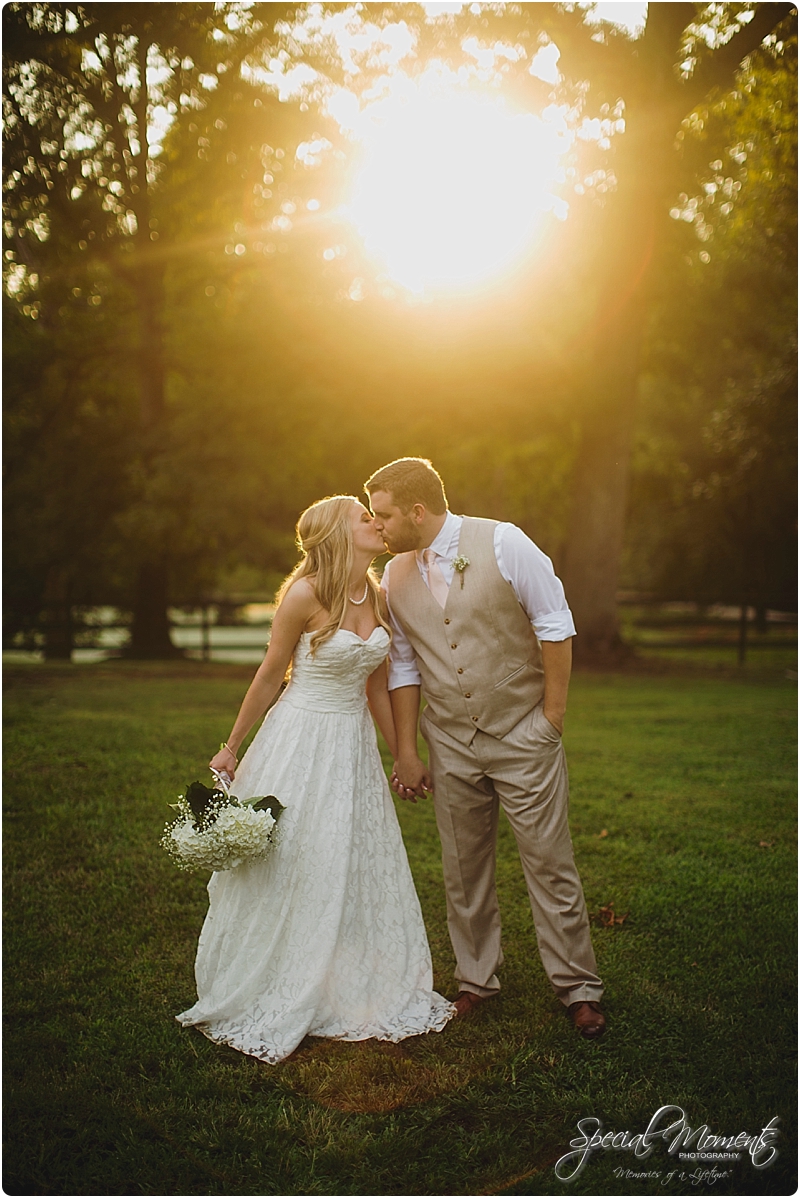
[381,511,576,691]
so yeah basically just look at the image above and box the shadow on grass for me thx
[274,994,544,1113]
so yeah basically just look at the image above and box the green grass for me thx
[3,661,797,1196]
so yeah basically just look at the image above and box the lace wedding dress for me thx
[177,626,455,1063]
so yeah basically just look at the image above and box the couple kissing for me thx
[178,456,604,1063]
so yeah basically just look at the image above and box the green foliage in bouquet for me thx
[181,780,284,831]
[162,781,286,872]
[249,795,285,820]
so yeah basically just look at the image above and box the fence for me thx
[4,601,276,665]
[3,598,797,667]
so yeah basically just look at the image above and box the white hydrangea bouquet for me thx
[161,772,284,873]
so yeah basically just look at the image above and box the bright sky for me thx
[345,79,571,294]
[583,3,648,37]
[421,2,649,37]
[259,3,649,295]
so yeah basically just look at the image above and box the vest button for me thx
[457,668,463,674]
[450,643,457,649]
[464,692,471,698]
[444,618,450,624]
[472,715,479,722]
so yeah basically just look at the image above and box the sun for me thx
[340,80,571,296]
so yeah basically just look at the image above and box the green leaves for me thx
[249,795,285,821]
[181,781,285,831]
[184,779,227,829]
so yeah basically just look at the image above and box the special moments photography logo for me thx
[554,1105,780,1183]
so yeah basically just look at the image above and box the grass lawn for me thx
[3,660,796,1196]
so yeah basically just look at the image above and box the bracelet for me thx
[219,741,239,761]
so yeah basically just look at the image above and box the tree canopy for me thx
[3,2,796,658]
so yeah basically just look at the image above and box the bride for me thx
[177,495,455,1062]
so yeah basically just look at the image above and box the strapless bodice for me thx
[280,627,390,714]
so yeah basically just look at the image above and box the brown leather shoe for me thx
[453,990,494,1017]
[568,1000,606,1039]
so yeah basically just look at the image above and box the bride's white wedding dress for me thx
[177,626,455,1063]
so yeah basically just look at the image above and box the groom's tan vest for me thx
[388,517,544,742]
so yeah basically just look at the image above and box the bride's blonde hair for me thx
[276,495,390,654]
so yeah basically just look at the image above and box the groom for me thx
[365,457,605,1038]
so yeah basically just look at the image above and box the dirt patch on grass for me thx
[276,1001,551,1113]
[278,1037,499,1112]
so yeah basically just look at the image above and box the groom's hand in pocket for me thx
[542,708,564,736]
[391,755,433,802]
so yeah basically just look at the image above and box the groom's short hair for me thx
[365,458,447,515]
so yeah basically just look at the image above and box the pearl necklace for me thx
[348,581,369,605]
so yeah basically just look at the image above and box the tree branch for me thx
[640,2,696,59]
[540,7,632,91]
[628,3,697,116]
[683,2,796,108]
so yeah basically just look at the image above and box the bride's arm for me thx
[209,580,317,776]
[366,659,398,759]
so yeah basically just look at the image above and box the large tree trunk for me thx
[42,564,74,661]
[129,558,179,658]
[127,254,180,658]
[560,345,642,658]
[553,2,793,663]
[561,160,661,661]
[559,5,698,660]
[125,32,179,662]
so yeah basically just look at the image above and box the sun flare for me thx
[340,81,571,295]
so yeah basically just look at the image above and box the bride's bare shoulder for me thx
[276,576,327,632]
[280,576,317,612]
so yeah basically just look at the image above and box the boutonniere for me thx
[452,555,470,588]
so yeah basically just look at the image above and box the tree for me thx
[5,2,795,663]
[467,1,796,657]
[625,30,797,623]
[3,2,307,654]
[259,1,796,657]
[2,280,139,656]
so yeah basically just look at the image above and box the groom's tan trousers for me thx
[422,701,602,1006]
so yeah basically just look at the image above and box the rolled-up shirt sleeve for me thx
[381,559,423,690]
[495,523,576,641]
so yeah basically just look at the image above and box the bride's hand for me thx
[392,755,432,802]
[209,745,237,779]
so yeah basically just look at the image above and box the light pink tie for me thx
[423,549,449,608]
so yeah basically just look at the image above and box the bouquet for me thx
[161,773,284,873]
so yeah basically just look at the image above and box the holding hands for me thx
[391,754,433,803]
